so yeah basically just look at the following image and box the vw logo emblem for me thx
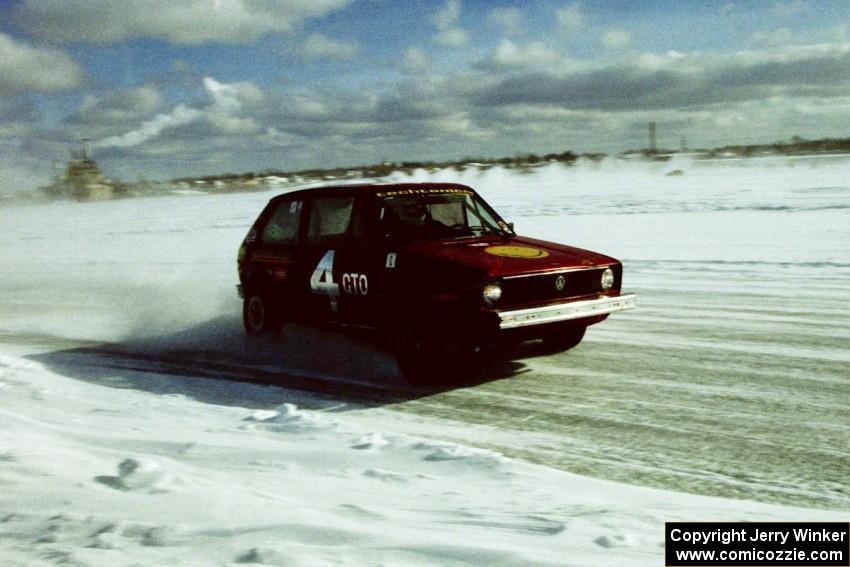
[554,275,566,291]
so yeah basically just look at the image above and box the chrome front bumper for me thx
[497,293,636,330]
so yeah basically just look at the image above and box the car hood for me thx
[401,235,618,278]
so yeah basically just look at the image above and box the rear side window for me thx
[307,197,354,246]
[262,199,302,244]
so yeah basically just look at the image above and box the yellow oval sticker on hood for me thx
[485,245,549,259]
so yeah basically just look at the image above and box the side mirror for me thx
[507,222,515,232]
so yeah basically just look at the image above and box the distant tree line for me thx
[7,135,850,205]
[150,135,850,191]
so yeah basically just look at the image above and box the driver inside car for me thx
[384,202,450,238]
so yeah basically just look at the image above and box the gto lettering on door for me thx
[341,273,368,296]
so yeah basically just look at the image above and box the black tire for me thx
[394,316,437,385]
[242,293,282,338]
[394,316,479,385]
[541,326,586,353]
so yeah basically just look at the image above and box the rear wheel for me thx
[243,293,281,338]
[541,326,586,353]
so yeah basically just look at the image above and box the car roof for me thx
[268,182,476,203]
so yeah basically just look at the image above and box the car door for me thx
[333,196,385,326]
[304,194,383,327]
[246,196,305,312]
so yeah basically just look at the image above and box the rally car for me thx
[237,183,635,383]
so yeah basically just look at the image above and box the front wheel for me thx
[394,317,437,385]
[394,317,476,385]
[243,293,281,338]
[541,326,586,353]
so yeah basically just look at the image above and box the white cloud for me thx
[264,127,298,147]
[73,86,163,125]
[27,33,850,179]
[487,40,562,69]
[94,105,202,149]
[469,42,850,114]
[432,0,461,30]
[774,0,810,18]
[556,3,585,36]
[0,121,34,139]
[93,77,267,148]
[602,29,632,50]
[401,48,431,73]
[291,97,333,120]
[207,113,261,135]
[15,0,352,45]
[297,33,360,60]
[205,77,264,110]
[171,59,193,74]
[751,28,794,46]
[826,24,848,43]
[0,33,83,95]
[204,77,263,134]
[486,7,525,36]
[432,0,467,48]
[435,28,468,47]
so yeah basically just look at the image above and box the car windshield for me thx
[378,192,510,240]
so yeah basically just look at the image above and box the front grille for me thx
[500,267,612,306]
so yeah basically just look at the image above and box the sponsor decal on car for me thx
[485,245,550,259]
[341,273,368,296]
[375,187,473,198]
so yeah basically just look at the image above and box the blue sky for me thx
[2,0,850,184]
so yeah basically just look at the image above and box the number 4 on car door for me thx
[310,249,339,311]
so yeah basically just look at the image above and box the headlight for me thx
[482,282,502,305]
[601,268,615,291]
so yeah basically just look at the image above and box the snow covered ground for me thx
[1,156,848,565]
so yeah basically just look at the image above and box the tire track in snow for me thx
[385,265,850,509]
[5,262,847,510]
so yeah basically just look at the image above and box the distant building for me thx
[41,139,117,201]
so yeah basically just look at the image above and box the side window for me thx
[262,199,302,244]
[349,198,369,244]
[307,197,354,247]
